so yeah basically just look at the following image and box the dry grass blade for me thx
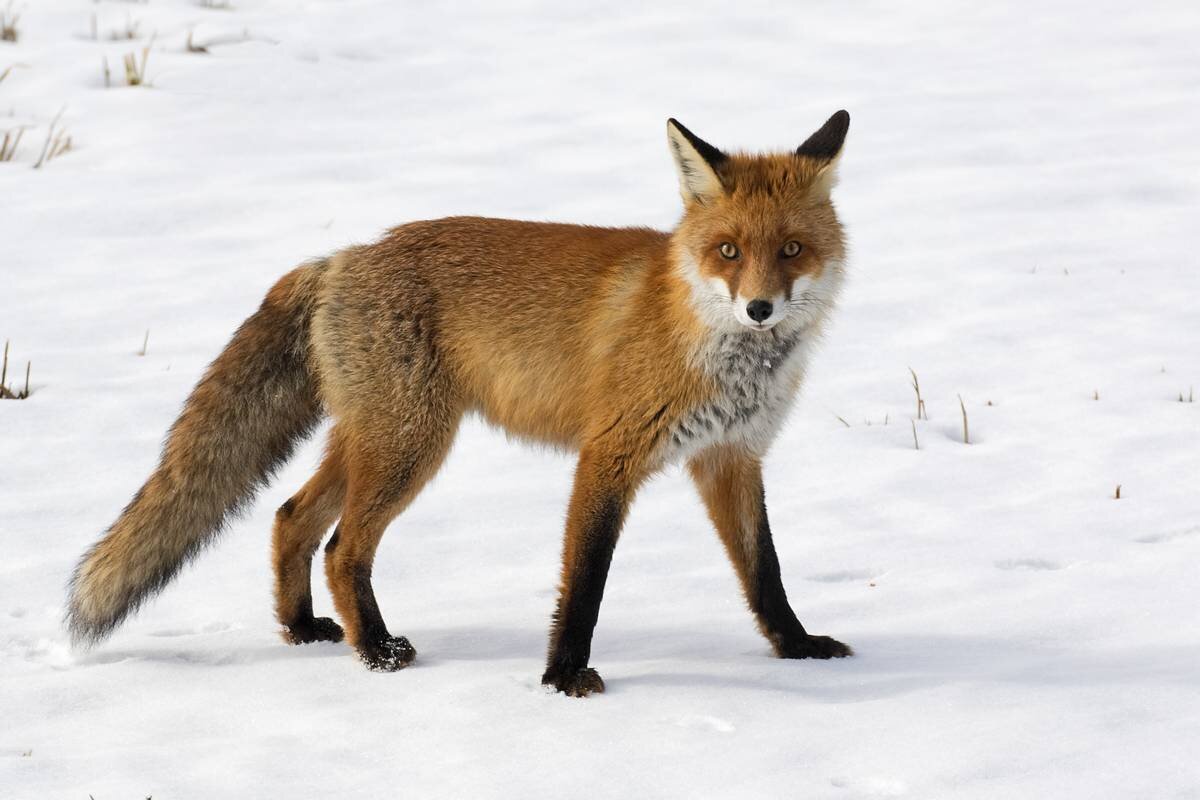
[910,419,920,451]
[958,394,970,444]
[1,2,20,43]
[908,367,927,420]
[0,339,31,400]
[122,38,153,86]
[0,126,24,162]
[48,132,72,161]
[33,107,71,169]
[109,15,141,41]
[186,30,209,54]
[0,62,26,84]
[139,330,149,356]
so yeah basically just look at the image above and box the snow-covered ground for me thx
[3,1,1199,797]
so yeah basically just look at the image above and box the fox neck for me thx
[660,324,811,462]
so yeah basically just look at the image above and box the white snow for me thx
[3,1,1199,797]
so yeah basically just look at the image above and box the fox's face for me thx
[667,113,849,333]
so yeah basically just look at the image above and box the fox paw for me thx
[542,666,605,697]
[777,634,854,660]
[358,635,417,671]
[282,616,344,645]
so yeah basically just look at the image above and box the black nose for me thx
[746,299,773,323]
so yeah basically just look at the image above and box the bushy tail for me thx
[66,264,327,645]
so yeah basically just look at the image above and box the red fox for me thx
[67,111,852,696]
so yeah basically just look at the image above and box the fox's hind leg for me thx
[324,406,461,671]
[272,433,348,644]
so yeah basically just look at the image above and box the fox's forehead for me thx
[717,152,828,200]
[687,164,832,240]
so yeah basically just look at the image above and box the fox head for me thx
[667,111,849,333]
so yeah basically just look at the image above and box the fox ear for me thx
[797,110,849,198]
[797,110,850,163]
[666,119,727,205]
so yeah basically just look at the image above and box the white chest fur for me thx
[661,327,811,463]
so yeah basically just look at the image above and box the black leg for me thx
[543,451,632,696]
[689,447,852,660]
[750,509,851,659]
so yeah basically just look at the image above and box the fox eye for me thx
[718,242,740,260]
[781,241,803,258]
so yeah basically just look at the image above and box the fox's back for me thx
[313,217,677,446]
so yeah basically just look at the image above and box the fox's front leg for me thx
[542,447,637,697]
[689,447,852,660]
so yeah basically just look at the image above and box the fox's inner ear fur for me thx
[797,110,850,200]
[667,118,727,206]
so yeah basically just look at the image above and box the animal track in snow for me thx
[148,621,236,638]
[6,637,73,668]
[994,558,1064,571]
[830,775,908,796]
[1134,525,1199,544]
[675,714,735,733]
[806,568,877,583]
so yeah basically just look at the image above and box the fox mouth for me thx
[734,312,783,332]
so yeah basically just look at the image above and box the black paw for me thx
[777,634,854,660]
[358,635,417,671]
[542,666,605,697]
[282,616,344,645]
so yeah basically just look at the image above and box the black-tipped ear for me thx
[666,119,728,204]
[667,118,728,172]
[797,110,850,162]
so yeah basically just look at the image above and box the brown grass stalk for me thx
[1,340,31,400]
[958,394,969,444]
[908,367,927,420]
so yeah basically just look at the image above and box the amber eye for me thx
[718,242,740,260]
[781,241,803,258]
